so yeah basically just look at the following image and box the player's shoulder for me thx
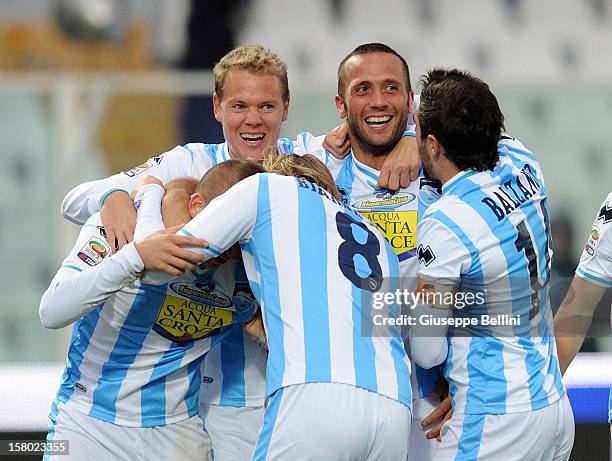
[600,192,612,211]
[180,142,224,165]
[83,212,104,230]
[593,192,612,240]
[497,134,543,171]
[421,192,463,220]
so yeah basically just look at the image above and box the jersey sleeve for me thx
[576,193,612,288]
[133,184,166,241]
[61,145,199,224]
[288,132,346,172]
[179,174,261,257]
[140,174,262,286]
[409,211,471,370]
[39,216,144,329]
[416,214,472,282]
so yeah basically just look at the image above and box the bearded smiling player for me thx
[297,43,446,460]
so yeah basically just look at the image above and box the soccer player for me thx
[301,43,445,459]
[553,192,612,457]
[137,155,413,460]
[39,169,265,460]
[59,45,419,460]
[411,68,574,460]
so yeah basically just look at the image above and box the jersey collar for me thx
[442,169,479,195]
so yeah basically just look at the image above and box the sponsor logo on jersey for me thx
[153,281,234,344]
[352,190,415,211]
[202,376,213,384]
[124,160,154,177]
[77,237,111,266]
[352,191,417,260]
[585,243,595,256]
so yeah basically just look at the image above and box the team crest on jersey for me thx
[419,178,442,206]
[124,160,154,177]
[77,236,111,266]
[352,191,417,260]
[153,281,234,345]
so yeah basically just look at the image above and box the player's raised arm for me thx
[61,145,199,250]
[39,219,142,329]
[140,160,263,284]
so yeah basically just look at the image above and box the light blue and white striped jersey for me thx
[416,137,565,415]
[199,266,268,407]
[574,193,612,421]
[60,134,339,410]
[300,137,444,399]
[49,213,254,427]
[180,173,413,407]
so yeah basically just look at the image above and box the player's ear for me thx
[428,135,442,160]
[335,95,347,119]
[281,95,290,122]
[213,93,222,122]
[407,90,414,113]
[189,193,206,218]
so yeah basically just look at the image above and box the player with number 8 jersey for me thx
[166,162,413,460]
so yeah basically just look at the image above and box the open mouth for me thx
[365,115,392,128]
[240,133,266,144]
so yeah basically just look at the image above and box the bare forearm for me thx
[554,276,606,374]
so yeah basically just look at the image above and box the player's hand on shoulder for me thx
[377,135,420,191]
[135,224,208,276]
[101,190,137,253]
[323,123,351,159]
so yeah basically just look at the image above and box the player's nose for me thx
[244,108,263,125]
[369,88,389,109]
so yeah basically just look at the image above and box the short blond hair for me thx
[214,45,289,101]
[263,154,341,202]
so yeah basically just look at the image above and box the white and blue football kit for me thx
[60,136,339,459]
[573,193,612,440]
[415,138,574,460]
[178,172,413,460]
[41,185,254,460]
[299,134,444,459]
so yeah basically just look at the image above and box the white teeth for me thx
[241,133,265,141]
[366,116,392,124]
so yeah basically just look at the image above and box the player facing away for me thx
[59,44,418,461]
[140,155,413,460]
[410,68,574,460]
[38,169,264,460]
[554,192,612,457]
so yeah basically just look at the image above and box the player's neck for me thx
[437,162,462,185]
[351,146,387,172]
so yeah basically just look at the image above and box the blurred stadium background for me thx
[0,0,610,459]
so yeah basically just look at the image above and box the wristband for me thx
[402,130,416,138]
[100,188,129,208]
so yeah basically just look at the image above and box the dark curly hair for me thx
[418,68,504,172]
